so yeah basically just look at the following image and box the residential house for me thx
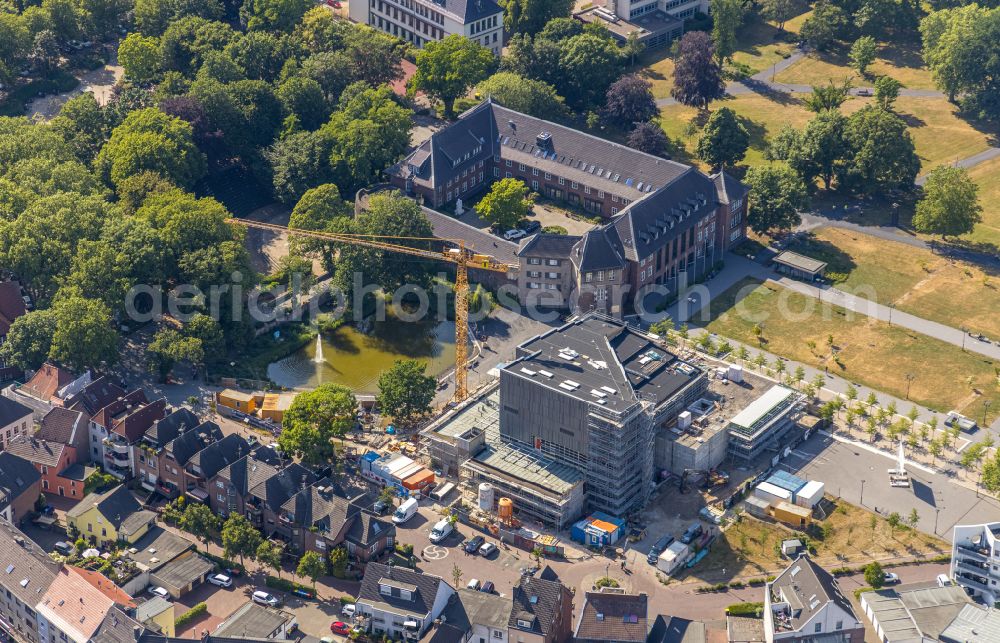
[0,450,42,525]
[573,590,648,643]
[355,563,456,640]
[87,390,162,478]
[949,521,1000,604]
[280,479,394,562]
[240,461,315,535]
[0,394,32,450]
[508,568,574,643]
[429,587,512,643]
[134,407,201,494]
[125,527,200,598]
[36,404,89,464]
[136,597,175,638]
[389,100,748,316]
[349,0,504,55]
[0,281,27,382]
[66,485,156,547]
[36,566,119,643]
[184,433,252,504]
[208,453,281,520]
[764,554,864,643]
[515,234,581,309]
[151,419,224,500]
[64,376,127,462]
[6,434,85,502]
[3,363,88,421]
[70,567,137,612]
[0,519,59,643]
[214,602,298,640]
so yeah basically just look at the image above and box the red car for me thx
[330,621,351,635]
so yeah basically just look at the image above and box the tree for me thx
[296,551,327,589]
[649,317,674,336]
[134,0,223,36]
[800,0,849,50]
[864,561,885,588]
[476,72,567,119]
[744,164,808,234]
[849,36,879,76]
[179,503,220,551]
[929,438,943,464]
[874,76,902,110]
[671,31,725,109]
[913,166,982,237]
[277,77,329,131]
[49,295,118,371]
[147,329,203,380]
[0,310,56,371]
[51,93,108,163]
[920,5,1000,117]
[378,486,397,507]
[279,383,357,464]
[476,178,534,231]
[762,0,796,32]
[266,129,336,204]
[118,33,160,85]
[221,514,262,568]
[256,540,283,578]
[768,111,850,190]
[555,32,623,110]
[501,0,574,35]
[451,563,463,588]
[411,35,494,117]
[623,30,645,66]
[887,512,902,536]
[95,108,206,189]
[601,75,657,127]
[804,80,852,113]
[711,0,746,64]
[907,508,920,529]
[841,106,920,193]
[377,360,437,424]
[696,107,749,169]
[628,121,671,157]
[242,0,313,32]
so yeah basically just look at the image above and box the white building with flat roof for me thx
[349,0,504,55]
[950,521,1000,605]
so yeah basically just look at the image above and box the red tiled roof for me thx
[111,398,166,442]
[19,363,76,402]
[36,567,116,641]
[37,407,85,445]
[69,567,136,609]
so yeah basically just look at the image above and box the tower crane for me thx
[226,218,517,403]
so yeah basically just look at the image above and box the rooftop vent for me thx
[520,368,537,376]
[508,120,516,131]
[538,370,554,378]
[536,131,552,149]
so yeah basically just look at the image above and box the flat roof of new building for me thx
[664,365,775,448]
[773,251,827,274]
[505,314,702,414]
[729,385,798,431]
[468,440,583,497]
[574,7,681,41]
[215,602,292,639]
[426,390,501,442]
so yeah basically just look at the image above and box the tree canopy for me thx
[279,383,357,464]
[697,107,749,169]
[411,35,495,117]
[744,164,809,234]
[913,166,982,237]
[476,72,567,119]
[475,178,534,231]
[602,75,657,128]
[671,31,725,109]
[377,359,437,424]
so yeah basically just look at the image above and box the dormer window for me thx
[517,619,532,628]
[379,583,392,596]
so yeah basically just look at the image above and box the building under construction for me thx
[498,314,707,517]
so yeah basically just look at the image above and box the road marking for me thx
[819,430,936,474]
[422,545,449,560]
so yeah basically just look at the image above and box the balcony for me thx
[956,543,990,561]
[956,559,989,576]
[107,451,130,468]
[111,441,130,455]
[955,574,993,594]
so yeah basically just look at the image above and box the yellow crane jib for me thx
[225,217,516,403]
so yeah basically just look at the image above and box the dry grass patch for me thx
[895,97,994,171]
[637,51,675,100]
[966,155,1000,249]
[790,228,1000,338]
[697,278,1000,414]
[774,42,936,90]
[730,19,798,76]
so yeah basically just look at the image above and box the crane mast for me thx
[226,217,515,403]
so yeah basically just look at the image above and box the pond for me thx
[266,316,457,392]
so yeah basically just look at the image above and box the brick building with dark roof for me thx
[574,590,648,643]
[508,568,574,643]
[6,434,85,503]
[389,99,749,316]
[0,450,41,525]
[0,394,32,450]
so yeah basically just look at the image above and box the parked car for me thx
[341,603,356,618]
[53,541,73,556]
[937,574,953,588]
[945,411,978,433]
[647,535,675,565]
[373,499,390,514]
[330,621,351,635]
[480,581,495,593]
[503,229,527,241]
[479,542,498,557]
[466,578,481,590]
[392,497,419,525]
[464,535,485,553]
[292,588,315,599]
[252,590,280,607]
[519,220,541,233]
[208,574,232,588]
[147,586,169,599]
[680,523,703,545]
[882,572,900,585]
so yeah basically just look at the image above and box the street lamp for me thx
[984,400,993,426]
[888,303,895,327]
[904,373,915,401]
[935,507,941,535]
[860,479,866,506]
[961,327,968,352]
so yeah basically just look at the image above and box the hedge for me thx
[854,586,874,600]
[175,602,207,628]
[726,602,764,617]
[266,575,311,594]
[203,552,243,573]
[339,596,355,605]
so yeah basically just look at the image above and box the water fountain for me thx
[313,334,324,363]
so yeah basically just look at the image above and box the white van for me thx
[393,498,419,525]
[429,519,454,543]
[936,573,953,587]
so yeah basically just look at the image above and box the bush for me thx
[728,580,745,589]
[395,543,414,557]
[595,577,620,589]
[726,602,764,617]
[339,595,356,605]
[174,602,207,628]
[747,577,767,586]
[854,586,874,600]
[541,225,568,235]
[203,551,243,573]
[265,575,311,594]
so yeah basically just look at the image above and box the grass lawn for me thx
[636,50,675,100]
[894,97,995,171]
[774,41,937,90]
[696,278,1000,415]
[731,19,799,77]
[788,227,1000,338]
[689,497,947,581]
[966,155,1000,249]
[659,94,870,169]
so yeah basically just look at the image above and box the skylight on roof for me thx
[625,178,634,186]
[5,564,13,574]
[19,579,28,588]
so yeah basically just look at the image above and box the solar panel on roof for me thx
[625,178,634,186]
